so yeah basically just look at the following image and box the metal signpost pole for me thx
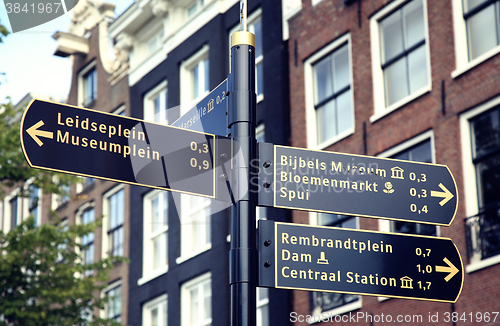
[229,0,257,325]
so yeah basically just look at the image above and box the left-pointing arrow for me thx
[26,120,53,146]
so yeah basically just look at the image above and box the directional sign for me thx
[172,79,228,135]
[258,221,463,303]
[21,99,221,198]
[258,144,458,226]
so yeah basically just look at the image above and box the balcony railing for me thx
[464,203,500,262]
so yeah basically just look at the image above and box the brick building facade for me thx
[286,0,500,324]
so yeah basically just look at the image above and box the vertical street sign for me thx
[257,144,458,226]
[20,99,221,198]
[258,221,463,303]
[172,78,228,136]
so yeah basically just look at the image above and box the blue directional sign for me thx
[172,79,228,135]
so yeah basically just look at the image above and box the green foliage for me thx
[0,98,79,198]
[0,20,9,42]
[0,215,125,326]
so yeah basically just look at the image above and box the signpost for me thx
[172,78,228,135]
[258,144,458,226]
[19,3,464,324]
[258,221,463,303]
[20,99,221,198]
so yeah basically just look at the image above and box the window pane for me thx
[203,281,211,319]
[314,55,334,103]
[466,0,490,11]
[476,154,500,208]
[472,109,500,157]
[468,4,498,59]
[151,307,158,326]
[152,195,160,233]
[336,90,353,134]
[316,100,336,143]
[404,0,425,48]
[408,45,428,93]
[254,19,263,58]
[381,10,403,62]
[190,287,199,324]
[256,62,264,97]
[333,46,350,92]
[384,57,409,105]
[204,58,210,94]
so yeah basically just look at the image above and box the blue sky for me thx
[0,1,131,105]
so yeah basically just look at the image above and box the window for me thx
[9,196,19,230]
[147,28,165,56]
[377,132,437,236]
[187,0,204,18]
[180,46,209,115]
[144,81,168,124]
[79,62,97,107]
[178,194,211,262]
[143,294,167,326]
[452,0,500,76]
[106,187,124,258]
[229,10,264,101]
[256,288,269,326]
[388,138,437,236]
[140,190,169,284]
[57,218,69,263]
[370,0,431,120]
[181,273,211,326]
[305,34,354,149]
[77,205,95,276]
[461,101,500,268]
[28,184,40,226]
[54,184,70,208]
[106,284,122,322]
[309,213,360,315]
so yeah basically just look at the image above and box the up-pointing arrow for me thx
[26,120,53,147]
[435,257,459,282]
[431,183,454,206]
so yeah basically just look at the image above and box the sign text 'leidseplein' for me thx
[21,99,217,197]
[258,221,463,303]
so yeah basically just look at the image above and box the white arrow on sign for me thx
[26,120,53,146]
[435,257,459,282]
[431,183,454,206]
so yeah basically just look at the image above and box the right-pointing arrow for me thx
[436,257,459,282]
[26,120,53,147]
[431,183,454,206]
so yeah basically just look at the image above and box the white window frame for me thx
[460,95,500,272]
[113,104,126,116]
[78,60,97,107]
[369,0,432,122]
[144,80,168,124]
[3,188,22,231]
[180,45,210,115]
[186,0,205,19]
[76,201,95,277]
[176,193,211,264]
[229,9,264,102]
[304,33,355,149]
[181,272,212,326]
[451,0,500,78]
[139,189,169,285]
[129,19,165,70]
[143,294,168,326]
[102,184,125,260]
[376,130,440,236]
[101,279,123,322]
